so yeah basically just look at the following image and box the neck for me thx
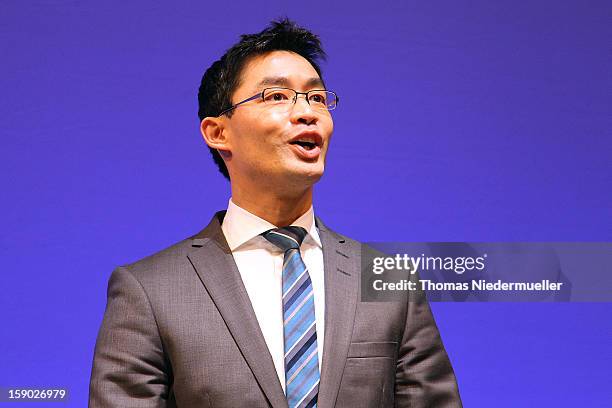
[231,184,314,227]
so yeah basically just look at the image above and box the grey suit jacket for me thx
[89,211,461,407]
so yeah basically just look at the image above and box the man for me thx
[89,19,462,407]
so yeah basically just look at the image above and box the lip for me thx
[288,131,323,161]
[288,131,324,161]
[288,131,323,147]
[289,143,321,160]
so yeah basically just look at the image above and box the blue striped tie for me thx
[262,226,319,408]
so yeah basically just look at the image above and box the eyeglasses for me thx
[217,87,339,117]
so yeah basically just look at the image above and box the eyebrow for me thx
[255,76,325,90]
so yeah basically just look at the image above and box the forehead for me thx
[237,50,322,93]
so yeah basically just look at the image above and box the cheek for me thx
[327,121,334,140]
[229,115,286,161]
[322,117,334,144]
[237,110,285,140]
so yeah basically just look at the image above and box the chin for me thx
[280,165,325,188]
[298,163,325,180]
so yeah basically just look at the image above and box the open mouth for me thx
[288,132,323,160]
[288,135,322,160]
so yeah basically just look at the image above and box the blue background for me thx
[1,1,611,406]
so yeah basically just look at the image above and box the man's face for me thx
[221,50,334,191]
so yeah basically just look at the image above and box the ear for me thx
[200,117,231,155]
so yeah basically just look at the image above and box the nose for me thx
[290,94,318,125]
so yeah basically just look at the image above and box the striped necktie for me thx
[262,226,319,408]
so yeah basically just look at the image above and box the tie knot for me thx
[261,226,308,252]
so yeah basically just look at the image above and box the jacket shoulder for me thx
[319,223,386,259]
[118,232,202,282]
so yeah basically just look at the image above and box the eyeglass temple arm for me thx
[217,92,263,117]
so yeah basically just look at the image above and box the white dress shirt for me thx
[221,199,325,392]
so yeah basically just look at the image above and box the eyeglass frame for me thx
[216,87,339,117]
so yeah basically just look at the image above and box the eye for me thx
[309,92,327,105]
[264,89,291,102]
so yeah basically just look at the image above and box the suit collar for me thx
[315,216,359,408]
[188,211,358,408]
[188,211,288,408]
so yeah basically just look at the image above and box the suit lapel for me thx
[316,217,359,408]
[187,212,288,408]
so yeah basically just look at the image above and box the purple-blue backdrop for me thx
[1,1,611,406]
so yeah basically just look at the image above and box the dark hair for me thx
[197,18,327,180]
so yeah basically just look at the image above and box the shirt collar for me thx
[221,198,322,251]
